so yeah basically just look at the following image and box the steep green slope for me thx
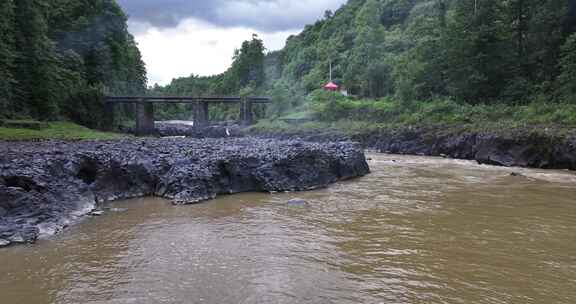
[0,0,146,128]
[151,0,576,124]
[269,0,575,104]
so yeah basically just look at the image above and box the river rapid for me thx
[1,153,575,304]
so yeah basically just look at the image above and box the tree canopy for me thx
[267,0,575,105]
[157,0,576,121]
[0,0,146,126]
[3,0,575,125]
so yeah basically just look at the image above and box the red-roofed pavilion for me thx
[324,82,339,91]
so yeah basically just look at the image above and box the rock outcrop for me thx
[0,138,369,246]
[252,127,576,170]
[368,129,576,169]
[154,122,244,138]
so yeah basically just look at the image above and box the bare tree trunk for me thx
[474,0,478,17]
[517,0,526,60]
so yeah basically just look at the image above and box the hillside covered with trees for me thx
[273,0,576,102]
[2,0,575,130]
[155,0,576,126]
[0,0,146,128]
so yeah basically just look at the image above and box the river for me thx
[1,153,576,304]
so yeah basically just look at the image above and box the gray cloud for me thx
[117,0,347,32]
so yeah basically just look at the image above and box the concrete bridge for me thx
[104,96,271,135]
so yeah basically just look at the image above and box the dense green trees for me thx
[0,0,146,125]
[265,0,576,110]
[230,34,266,90]
[14,0,64,118]
[442,0,509,103]
[151,0,576,122]
[557,33,576,101]
[7,0,572,125]
[0,0,16,118]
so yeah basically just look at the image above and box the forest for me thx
[155,0,576,126]
[273,0,576,103]
[1,0,576,129]
[0,0,146,128]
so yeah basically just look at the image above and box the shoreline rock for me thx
[251,127,576,170]
[121,121,244,138]
[0,138,370,246]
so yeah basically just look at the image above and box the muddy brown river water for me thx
[1,153,576,304]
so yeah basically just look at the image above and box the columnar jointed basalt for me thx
[0,138,370,247]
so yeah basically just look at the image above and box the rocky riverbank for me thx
[0,138,370,247]
[251,126,576,170]
[154,121,244,138]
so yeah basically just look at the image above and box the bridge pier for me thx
[136,101,155,136]
[103,102,116,132]
[192,101,209,127]
[104,96,270,134]
[240,98,253,126]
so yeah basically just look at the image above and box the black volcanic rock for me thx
[252,127,576,171]
[0,138,369,246]
[150,121,244,138]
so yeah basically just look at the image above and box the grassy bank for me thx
[0,121,125,141]
[311,92,576,125]
[250,120,575,143]
[255,93,576,137]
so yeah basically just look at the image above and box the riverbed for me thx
[1,153,575,304]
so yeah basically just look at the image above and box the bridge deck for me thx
[105,96,271,104]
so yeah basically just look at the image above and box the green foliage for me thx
[306,95,576,127]
[60,85,109,129]
[0,121,125,140]
[260,0,576,118]
[0,0,16,119]
[267,83,307,118]
[228,35,266,90]
[0,0,146,126]
[148,0,576,124]
[557,33,576,102]
[14,0,64,119]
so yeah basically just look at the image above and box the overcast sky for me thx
[117,0,347,86]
